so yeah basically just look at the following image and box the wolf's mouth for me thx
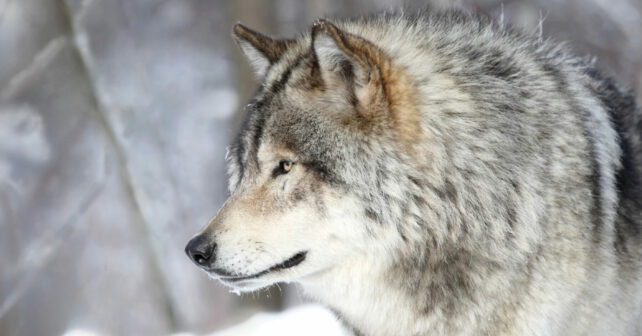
[217,251,307,282]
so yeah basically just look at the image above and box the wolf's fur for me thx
[188,10,642,336]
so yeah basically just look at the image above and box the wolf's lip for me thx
[216,251,307,282]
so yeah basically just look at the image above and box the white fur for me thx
[237,39,271,78]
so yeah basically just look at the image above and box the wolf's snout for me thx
[185,234,217,269]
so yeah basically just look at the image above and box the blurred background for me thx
[0,0,640,335]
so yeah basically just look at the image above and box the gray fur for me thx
[188,9,642,336]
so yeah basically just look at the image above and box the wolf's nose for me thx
[185,234,217,269]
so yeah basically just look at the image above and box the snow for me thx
[174,305,347,336]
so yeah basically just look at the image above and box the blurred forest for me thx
[0,0,640,335]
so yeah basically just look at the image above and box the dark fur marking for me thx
[519,89,533,99]
[506,202,517,229]
[413,194,427,207]
[250,103,271,168]
[268,56,302,96]
[365,208,380,223]
[397,224,409,242]
[408,175,423,187]
[291,187,306,202]
[429,179,458,204]
[484,50,518,80]
[465,48,483,61]
[231,101,259,185]
[231,96,269,179]
[444,179,458,203]
[242,56,307,172]
[542,61,605,244]
[510,179,520,194]
[269,69,292,96]
[303,51,325,89]
[419,250,478,316]
[338,60,359,107]
[429,184,446,201]
[585,67,642,254]
[301,160,335,184]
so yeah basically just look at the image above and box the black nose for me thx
[185,234,216,269]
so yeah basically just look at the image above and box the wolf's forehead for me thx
[262,37,312,86]
[230,94,342,188]
[232,47,321,160]
[235,101,316,163]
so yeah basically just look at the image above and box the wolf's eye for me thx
[273,160,294,177]
[280,160,293,173]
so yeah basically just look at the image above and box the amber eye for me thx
[280,160,293,173]
[273,160,294,177]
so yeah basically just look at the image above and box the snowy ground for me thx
[63,305,347,336]
[204,305,346,336]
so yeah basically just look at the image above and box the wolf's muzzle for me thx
[185,234,217,270]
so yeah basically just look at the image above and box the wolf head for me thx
[185,20,436,292]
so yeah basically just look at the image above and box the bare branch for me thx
[55,0,179,328]
[0,37,67,102]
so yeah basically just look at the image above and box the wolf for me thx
[185,10,642,336]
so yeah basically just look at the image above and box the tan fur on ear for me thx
[233,23,295,76]
[233,23,294,63]
[312,20,422,149]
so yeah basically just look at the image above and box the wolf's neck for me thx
[297,249,541,336]
[299,254,420,335]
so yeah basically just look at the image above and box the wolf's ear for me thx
[233,23,294,77]
[311,19,391,112]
